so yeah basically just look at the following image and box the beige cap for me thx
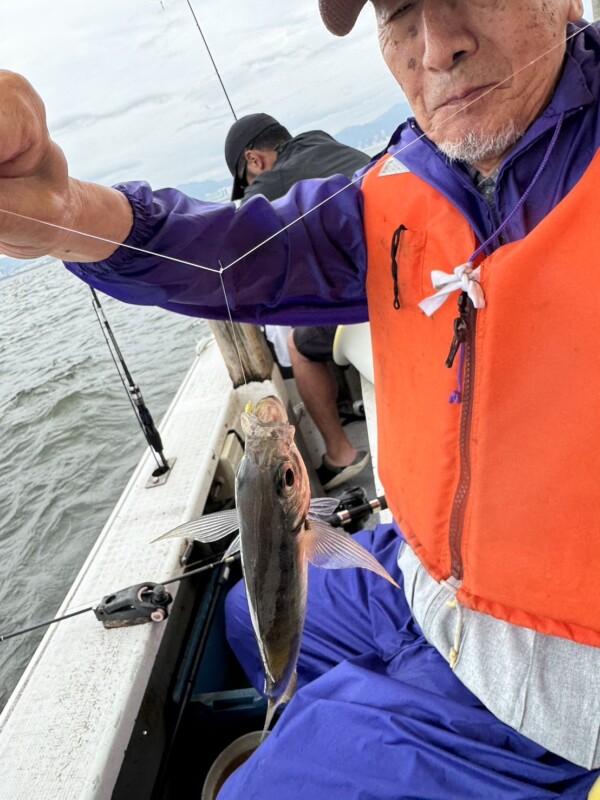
[318,0,368,36]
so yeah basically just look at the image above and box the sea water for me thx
[0,262,207,709]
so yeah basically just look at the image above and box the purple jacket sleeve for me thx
[63,174,369,326]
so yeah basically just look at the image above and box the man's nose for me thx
[421,4,477,72]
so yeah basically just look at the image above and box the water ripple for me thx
[0,262,205,708]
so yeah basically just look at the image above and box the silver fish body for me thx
[236,396,310,714]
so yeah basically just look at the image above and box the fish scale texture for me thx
[223,526,600,799]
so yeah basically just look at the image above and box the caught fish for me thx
[155,395,397,732]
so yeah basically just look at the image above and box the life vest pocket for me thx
[387,227,428,310]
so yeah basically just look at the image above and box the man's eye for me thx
[390,2,414,20]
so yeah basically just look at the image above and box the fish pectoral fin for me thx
[150,508,240,544]
[307,496,341,519]
[301,519,399,588]
[222,532,241,559]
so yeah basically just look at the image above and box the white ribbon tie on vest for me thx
[418,262,486,317]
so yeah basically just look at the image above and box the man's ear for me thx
[245,149,277,176]
[567,0,584,22]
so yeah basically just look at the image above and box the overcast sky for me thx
[1,1,595,190]
[1,0,403,189]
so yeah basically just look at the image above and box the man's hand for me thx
[0,71,133,262]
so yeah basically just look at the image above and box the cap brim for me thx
[231,174,246,202]
[318,0,366,36]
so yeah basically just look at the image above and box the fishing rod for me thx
[90,287,170,476]
[0,551,240,643]
[184,0,237,121]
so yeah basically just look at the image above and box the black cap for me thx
[224,113,280,201]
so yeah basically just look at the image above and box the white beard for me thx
[436,120,524,167]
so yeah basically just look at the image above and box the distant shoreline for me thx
[0,255,58,281]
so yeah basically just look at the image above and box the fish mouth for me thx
[241,396,294,442]
[253,396,288,423]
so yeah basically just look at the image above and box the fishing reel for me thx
[327,487,387,534]
[94,582,173,628]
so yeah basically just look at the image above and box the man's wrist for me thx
[53,180,133,263]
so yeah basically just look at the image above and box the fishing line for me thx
[218,262,249,386]
[0,212,220,272]
[217,19,595,274]
[181,1,252,388]
[0,22,593,279]
[184,0,238,121]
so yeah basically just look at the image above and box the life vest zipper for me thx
[443,119,565,578]
[445,291,470,368]
[447,294,477,579]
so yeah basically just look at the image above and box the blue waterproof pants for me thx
[220,525,599,799]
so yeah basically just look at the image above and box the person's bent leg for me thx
[288,327,357,466]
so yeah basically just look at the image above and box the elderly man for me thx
[0,0,599,796]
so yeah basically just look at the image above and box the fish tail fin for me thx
[262,670,297,739]
[262,698,279,740]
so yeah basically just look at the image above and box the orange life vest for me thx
[363,150,600,647]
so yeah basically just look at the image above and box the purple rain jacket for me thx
[65,22,600,327]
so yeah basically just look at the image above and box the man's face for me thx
[375,0,583,172]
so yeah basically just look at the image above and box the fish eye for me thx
[276,463,296,494]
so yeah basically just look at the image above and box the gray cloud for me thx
[51,94,175,137]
